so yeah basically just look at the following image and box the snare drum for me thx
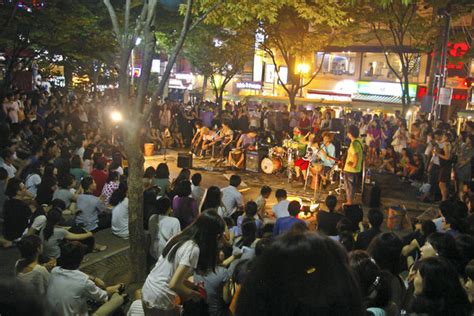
[261,157,283,174]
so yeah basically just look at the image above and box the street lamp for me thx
[296,63,310,97]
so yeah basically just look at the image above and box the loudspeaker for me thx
[177,153,193,169]
[245,151,265,172]
[363,183,381,208]
[343,204,363,232]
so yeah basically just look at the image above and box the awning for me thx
[352,93,416,104]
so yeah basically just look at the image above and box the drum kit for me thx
[260,140,302,177]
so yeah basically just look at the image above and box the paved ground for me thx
[0,150,437,286]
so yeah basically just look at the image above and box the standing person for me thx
[47,242,126,316]
[273,201,306,236]
[272,189,290,219]
[367,120,381,166]
[221,175,244,220]
[148,197,181,261]
[392,124,409,154]
[437,132,452,201]
[343,125,364,205]
[141,211,225,315]
[455,132,473,199]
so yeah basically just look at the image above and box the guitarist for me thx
[343,125,364,205]
[309,132,336,191]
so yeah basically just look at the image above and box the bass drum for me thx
[261,157,283,174]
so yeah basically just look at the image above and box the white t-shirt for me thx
[149,214,181,260]
[127,300,145,316]
[221,186,243,217]
[25,174,41,197]
[0,160,16,179]
[142,240,200,310]
[112,198,129,239]
[272,200,290,218]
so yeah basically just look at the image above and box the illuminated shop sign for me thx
[236,82,262,90]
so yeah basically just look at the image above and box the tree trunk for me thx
[288,90,297,108]
[401,73,411,117]
[124,124,147,282]
[64,63,73,93]
[202,74,208,100]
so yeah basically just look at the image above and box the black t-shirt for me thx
[354,227,381,250]
[317,211,345,236]
[3,199,31,241]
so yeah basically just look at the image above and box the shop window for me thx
[315,52,357,77]
[361,52,421,83]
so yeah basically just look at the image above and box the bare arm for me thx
[169,265,201,301]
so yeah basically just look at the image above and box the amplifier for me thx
[177,153,193,169]
[245,151,265,173]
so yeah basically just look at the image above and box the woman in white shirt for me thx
[111,183,129,239]
[15,235,50,295]
[24,162,42,198]
[142,210,225,315]
[148,197,181,260]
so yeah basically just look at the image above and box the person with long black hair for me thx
[410,256,470,315]
[349,250,396,315]
[40,208,92,261]
[235,232,364,316]
[172,180,198,230]
[36,163,57,205]
[200,186,226,215]
[142,210,225,315]
[2,178,32,247]
[15,235,50,295]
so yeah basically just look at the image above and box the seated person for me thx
[273,201,306,236]
[317,195,344,236]
[379,145,397,174]
[75,176,110,232]
[46,242,126,315]
[228,128,257,170]
[272,189,290,219]
[210,121,234,162]
[354,208,383,250]
[309,132,336,190]
[404,153,424,181]
[199,127,217,158]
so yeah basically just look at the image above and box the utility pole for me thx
[432,7,451,121]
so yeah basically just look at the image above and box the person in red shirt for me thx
[298,111,311,134]
[90,161,108,197]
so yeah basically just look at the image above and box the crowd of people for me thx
[1,87,474,316]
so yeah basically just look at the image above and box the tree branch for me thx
[103,0,121,41]
[125,0,131,35]
[189,0,223,32]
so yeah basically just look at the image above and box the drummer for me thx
[292,127,309,156]
[309,131,336,191]
[228,128,258,169]
[293,128,315,182]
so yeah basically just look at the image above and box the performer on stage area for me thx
[228,128,257,169]
[292,128,315,181]
[343,125,364,205]
[208,121,234,162]
[309,132,336,192]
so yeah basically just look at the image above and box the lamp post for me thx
[296,63,310,97]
